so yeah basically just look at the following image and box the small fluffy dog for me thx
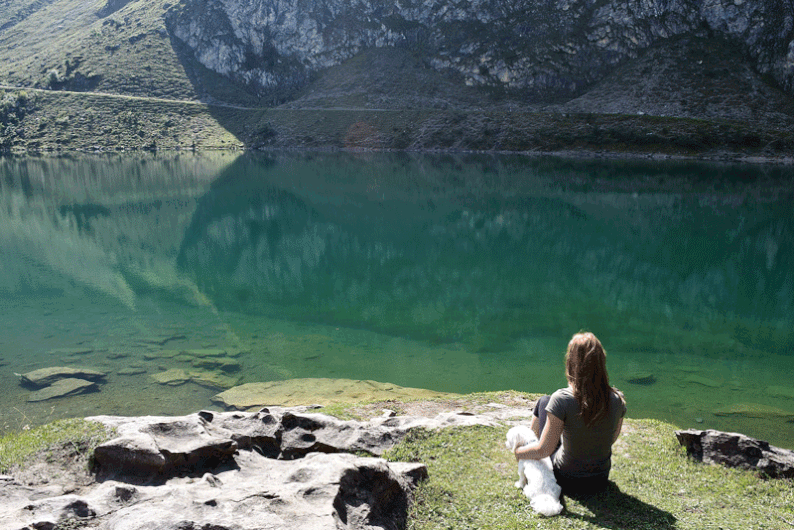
[505,425,563,516]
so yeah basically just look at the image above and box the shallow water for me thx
[1,151,793,448]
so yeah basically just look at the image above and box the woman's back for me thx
[547,387,626,478]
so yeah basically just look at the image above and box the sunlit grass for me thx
[0,418,112,473]
[385,419,794,530]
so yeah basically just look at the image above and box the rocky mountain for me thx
[166,0,794,107]
[0,0,792,153]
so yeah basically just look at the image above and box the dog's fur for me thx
[505,425,563,516]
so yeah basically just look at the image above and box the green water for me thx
[1,151,793,448]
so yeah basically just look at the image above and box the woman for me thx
[514,331,626,494]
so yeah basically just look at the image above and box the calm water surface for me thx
[1,152,793,448]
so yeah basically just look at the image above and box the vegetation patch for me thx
[384,418,794,530]
[0,418,113,473]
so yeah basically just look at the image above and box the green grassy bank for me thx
[385,419,793,530]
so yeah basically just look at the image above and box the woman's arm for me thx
[612,417,623,444]
[514,413,563,460]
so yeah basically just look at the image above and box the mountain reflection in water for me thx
[0,152,792,448]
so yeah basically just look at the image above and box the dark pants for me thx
[533,395,609,496]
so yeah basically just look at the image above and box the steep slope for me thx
[558,36,794,127]
[0,0,792,155]
[166,0,794,103]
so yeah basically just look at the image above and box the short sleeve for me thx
[613,389,627,418]
[546,388,572,422]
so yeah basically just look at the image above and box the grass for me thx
[384,419,794,530]
[0,418,113,473]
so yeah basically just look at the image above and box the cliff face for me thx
[166,0,794,102]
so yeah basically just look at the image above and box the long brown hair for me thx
[565,332,616,426]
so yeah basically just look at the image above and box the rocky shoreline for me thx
[0,402,534,530]
[2,393,793,530]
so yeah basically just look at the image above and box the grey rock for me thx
[26,378,100,402]
[3,405,523,530]
[138,334,187,346]
[166,0,794,102]
[675,429,794,479]
[625,372,656,385]
[116,367,147,376]
[16,366,108,389]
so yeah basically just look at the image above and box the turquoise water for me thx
[1,152,793,448]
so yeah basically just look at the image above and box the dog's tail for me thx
[530,494,563,517]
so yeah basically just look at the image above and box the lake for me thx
[1,151,793,449]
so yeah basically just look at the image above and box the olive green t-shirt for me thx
[546,387,626,479]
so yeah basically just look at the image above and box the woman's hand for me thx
[514,414,564,460]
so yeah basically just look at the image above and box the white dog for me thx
[505,425,563,516]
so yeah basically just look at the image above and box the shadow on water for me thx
[563,482,676,530]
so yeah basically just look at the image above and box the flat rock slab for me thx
[676,429,794,478]
[766,385,794,399]
[17,367,107,389]
[117,367,147,376]
[0,405,531,530]
[47,347,93,356]
[625,372,655,385]
[713,402,794,420]
[181,348,231,358]
[138,334,187,346]
[151,369,241,389]
[212,378,458,409]
[684,375,721,388]
[26,378,99,402]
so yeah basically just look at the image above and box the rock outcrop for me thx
[675,428,794,479]
[0,404,530,530]
[166,0,794,101]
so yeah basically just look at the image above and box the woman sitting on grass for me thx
[514,331,626,495]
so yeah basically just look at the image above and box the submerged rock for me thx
[27,378,99,402]
[138,334,187,346]
[766,386,794,400]
[181,348,231,358]
[189,370,241,389]
[212,378,457,410]
[684,375,722,388]
[150,368,241,389]
[117,366,147,376]
[16,366,107,389]
[625,372,656,385]
[713,403,794,420]
[150,368,191,386]
[47,347,93,356]
[191,356,241,372]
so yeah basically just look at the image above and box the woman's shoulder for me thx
[550,387,576,402]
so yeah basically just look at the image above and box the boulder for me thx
[675,429,794,479]
[16,367,107,389]
[26,378,99,402]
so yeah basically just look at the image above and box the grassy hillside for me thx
[1,0,793,158]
